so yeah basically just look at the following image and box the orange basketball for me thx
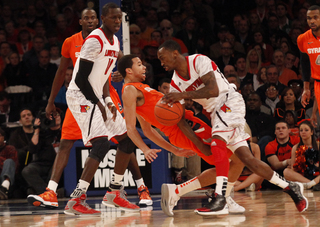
[154,99,183,126]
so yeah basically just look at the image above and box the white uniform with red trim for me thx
[67,28,126,146]
[170,54,250,152]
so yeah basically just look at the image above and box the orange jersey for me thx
[61,31,84,67]
[297,29,320,80]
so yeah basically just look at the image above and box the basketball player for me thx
[118,54,246,216]
[298,5,320,126]
[158,40,308,214]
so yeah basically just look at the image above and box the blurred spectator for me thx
[27,49,57,105]
[250,29,274,63]
[288,79,303,102]
[251,43,271,67]
[283,121,320,190]
[226,74,241,92]
[232,14,243,35]
[130,24,147,50]
[0,34,6,43]
[157,78,170,95]
[272,49,298,86]
[254,66,267,90]
[15,30,33,60]
[170,10,183,36]
[0,91,20,124]
[151,30,162,46]
[0,42,12,75]
[280,40,291,54]
[48,5,59,29]
[245,92,275,144]
[235,54,253,89]
[226,32,246,56]
[2,52,28,87]
[265,121,299,175]
[34,0,48,23]
[276,2,291,34]
[33,21,46,39]
[274,87,305,123]
[264,83,280,114]
[56,14,74,43]
[246,49,261,75]
[159,19,188,55]
[256,65,286,105]
[45,30,62,51]
[146,8,159,29]
[289,27,302,57]
[49,44,61,67]
[252,0,268,24]
[0,128,18,200]
[175,16,200,54]
[4,21,18,44]
[284,110,299,136]
[235,19,252,50]
[249,11,263,32]
[297,7,309,32]
[0,5,13,25]
[209,25,229,61]
[73,0,86,18]
[136,15,154,42]
[54,67,72,111]
[242,83,255,101]
[224,65,237,77]
[63,6,80,33]
[216,41,235,71]
[26,5,37,29]
[284,51,299,75]
[266,0,277,15]
[16,11,35,36]
[22,35,45,70]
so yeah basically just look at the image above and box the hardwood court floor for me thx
[0,189,319,227]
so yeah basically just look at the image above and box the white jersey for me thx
[68,28,120,99]
[170,54,232,113]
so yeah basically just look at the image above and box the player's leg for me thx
[235,145,308,212]
[27,108,80,208]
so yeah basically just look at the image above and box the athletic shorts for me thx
[315,80,320,112]
[66,90,127,146]
[61,108,82,140]
[210,89,250,152]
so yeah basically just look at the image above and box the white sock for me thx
[135,178,145,188]
[111,173,124,185]
[225,182,235,197]
[1,180,10,190]
[215,176,228,195]
[175,177,201,197]
[47,180,58,193]
[306,180,316,189]
[78,179,90,192]
[269,172,289,189]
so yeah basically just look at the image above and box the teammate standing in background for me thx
[298,5,320,126]
[158,40,308,214]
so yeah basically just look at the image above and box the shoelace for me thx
[70,188,83,198]
[119,187,129,201]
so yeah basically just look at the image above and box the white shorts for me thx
[210,89,250,152]
[66,90,127,146]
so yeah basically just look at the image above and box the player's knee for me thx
[118,136,135,154]
[89,138,110,162]
[211,139,227,163]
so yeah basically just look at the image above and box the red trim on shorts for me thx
[109,131,127,140]
[85,136,107,147]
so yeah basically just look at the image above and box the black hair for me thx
[81,8,96,18]
[19,107,33,119]
[0,91,9,101]
[0,128,5,138]
[158,78,171,87]
[308,5,320,12]
[102,3,120,16]
[276,119,290,129]
[158,40,181,54]
[117,54,138,78]
[297,120,319,150]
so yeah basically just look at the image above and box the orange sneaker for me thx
[27,188,58,208]
[138,185,153,206]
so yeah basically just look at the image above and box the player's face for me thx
[101,8,122,34]
[80,9,98,33]
[275,122,290,139]
[307,9,320,32]
[158,47,176,71]
[131,57,146,82]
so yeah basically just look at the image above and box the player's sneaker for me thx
[194,193,228,216]
[137,185,153,206]
[283,182,308,212]
[161,183,180,217]
[64,189,100,216]
[0,186,8,200]
[27,188,58,208]
[102,186,140,211]
[226,196,245,214]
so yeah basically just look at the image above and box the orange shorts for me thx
[167,125,232,165]
[315,80,320,112]
[61,108,82,140]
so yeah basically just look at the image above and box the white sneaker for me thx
[226,196,245,214]
[161,184,180,217]
[245,183,255,192]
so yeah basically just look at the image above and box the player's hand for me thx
[301,89,311,108]
[111,71,123,82]
[162,92,184,105]
[200,144,212,156]
[109,105,117,121]
[311,112,318,128]
[144,149,161,163]
[98,101,107,121]
[173,148,196,158]
[45,102,56,120]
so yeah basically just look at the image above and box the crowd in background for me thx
[0,0,320,199]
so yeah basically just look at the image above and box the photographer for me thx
[8,108,61,196]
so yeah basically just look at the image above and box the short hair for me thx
[158,40,181,54]
[81,8,96,18]
[266,83,278,90]
[117,54,138,78]
[226,74,240,85]
[0,91,9,101]
[234,54,246,63]
[308,5,320,12]
[276,120,289,128]
[158,78,171,87]
[102,3,120,16]
[19,107,33,119]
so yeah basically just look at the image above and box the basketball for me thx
[154,99,183,126]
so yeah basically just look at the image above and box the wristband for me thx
[104,96,115,107]
[33,125,40,130]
